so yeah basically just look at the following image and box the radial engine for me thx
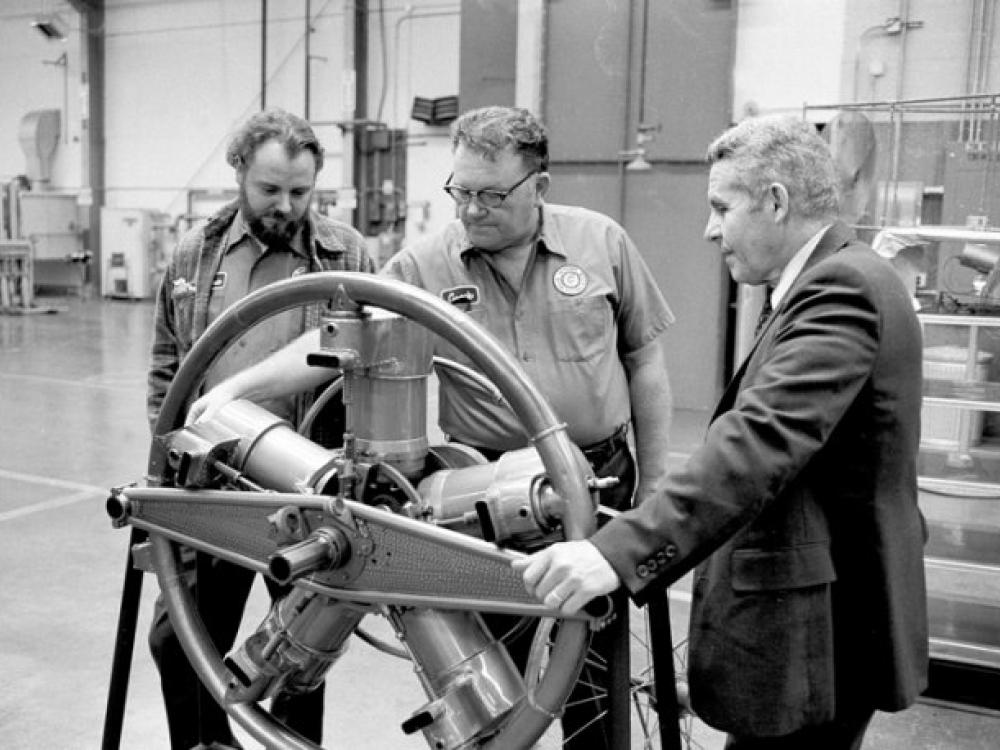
[106,273,616,750]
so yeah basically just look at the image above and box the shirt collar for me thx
[223,208,255,253]
[771,224,830,307]
[458,205,566,262]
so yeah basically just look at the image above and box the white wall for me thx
[735,0,1000,121]
[840,0,999,106]
[3,0,998,242]
[0,0,83,191]
[733,0,848,120]
[370,3,462,243]
[0,0,460,243]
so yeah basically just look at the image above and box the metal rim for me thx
[148,272,596,750]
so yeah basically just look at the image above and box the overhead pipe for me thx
[304,0,311,119]
[617,0,637,224]
[261,0,267,109]
[978,0,998,146]
[887,0,911,221]
[972,0,988,142]
[514,0,546,118]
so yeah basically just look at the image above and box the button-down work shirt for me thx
[202,212,311,420]
[381,203,674,450]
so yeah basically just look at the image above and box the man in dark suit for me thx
[514,114,929,749]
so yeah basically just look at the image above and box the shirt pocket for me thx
[169,285,197,351]
[730,542,837,592]
[550,296,612,362]
[436,305,488,366]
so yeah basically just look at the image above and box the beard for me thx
[239,188,307,247]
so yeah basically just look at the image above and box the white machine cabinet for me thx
[100,207,170,299]
[917,313,1000,681]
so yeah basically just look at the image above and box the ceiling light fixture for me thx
[32,13,68,42]
[623,149,652,172]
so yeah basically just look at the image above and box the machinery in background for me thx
[805,93,1000,711]
[100,207,172,300]
[18,190,87,294]
[3,109,90,297]
[352,122,408,267]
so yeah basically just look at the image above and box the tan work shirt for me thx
[381,203,674,450]
[203,211,310,421]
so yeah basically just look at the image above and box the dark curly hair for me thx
[450,106,549,172]
[226,107,324,174]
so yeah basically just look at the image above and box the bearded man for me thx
[145,107,375,750]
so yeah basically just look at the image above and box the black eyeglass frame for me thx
[442,169,539,208]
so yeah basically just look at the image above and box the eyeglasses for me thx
[442,170,538,209]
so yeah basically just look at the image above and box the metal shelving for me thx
[918,312,1000,675]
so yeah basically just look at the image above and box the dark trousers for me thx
[724,709,874,750]
[481,438,637,750]
[148,556,324,750]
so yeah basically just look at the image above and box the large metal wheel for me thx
[514,599,699,749]
[144,273,599,750]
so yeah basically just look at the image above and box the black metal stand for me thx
[605,589,684,749]
[101,528,147,750]
[606,589,630,748]
[649,593,684,750]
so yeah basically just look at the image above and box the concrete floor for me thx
[0,293,997,749]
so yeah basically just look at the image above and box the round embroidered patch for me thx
[552,264,588,296]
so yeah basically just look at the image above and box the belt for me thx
[580,423,629,468]
[461,424,629,467]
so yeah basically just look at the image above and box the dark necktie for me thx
[755,287,774,336]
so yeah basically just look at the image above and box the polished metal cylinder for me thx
[320,308,434,477]
[212,399,340,493]
[418,447,564,546]
[391,607,526,747]
[225,588,365,703]
[267,528,349,585]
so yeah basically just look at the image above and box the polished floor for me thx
[0,292,997,749]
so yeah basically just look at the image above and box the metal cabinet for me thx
[99,208,171,299]
[918,313,1000,686]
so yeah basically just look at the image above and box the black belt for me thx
[462,424,629,467]
[580,423,630,468]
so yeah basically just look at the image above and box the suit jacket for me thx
[591,222,928,736]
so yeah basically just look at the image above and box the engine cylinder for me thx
[225,588,365,703]
[418,447,565,547]
[211,399,340,493]
[392,607,526,748]
[321,308,435,478]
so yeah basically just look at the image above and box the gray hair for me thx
[450,106,549,171]
[226,107,324,174]
[706,115,839,220]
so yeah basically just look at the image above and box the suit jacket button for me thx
[636,564,649,578]
[664,544,678,557]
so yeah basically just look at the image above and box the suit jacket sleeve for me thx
[590,260,883,603]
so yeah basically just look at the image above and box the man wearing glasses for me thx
[188,106,675,748]
[382,105,673,508]
[379,105,676,749]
